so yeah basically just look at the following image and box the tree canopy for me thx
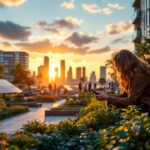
[135,34,150,65]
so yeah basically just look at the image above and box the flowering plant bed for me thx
[0,98,150,150]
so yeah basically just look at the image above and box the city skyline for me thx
[0,0,134,78]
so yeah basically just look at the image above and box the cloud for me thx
[0,21,31,40]
[2,42,12,47]
[82,3,112,15]
[0,0,26,7]
[105,21,133,35]
[111,37,129,44]
[37,16,84,33]
[88,46,110,54]
[16,39,110,55]
[66,32,99,47]
[16,39,87,54]
[37,21,58,33]
[107,3,124,10]
[60,0,74,10]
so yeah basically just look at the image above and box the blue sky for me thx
[0,0,135,78]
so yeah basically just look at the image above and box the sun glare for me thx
[49,63,58,80]
[49,70,56,79]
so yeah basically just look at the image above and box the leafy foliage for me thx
[0,99,150,149]
[0,105,28,120]
[135,34,150,65]
[11,64,30,89]
[9,132,39,150]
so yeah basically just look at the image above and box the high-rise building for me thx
[60,60,65,82]
[76,67,81,82]
[133,0,150,44]
[67,66,72,83]
[82,67,86,81]
[90,71,96,84]
[100,66,106,80]
[44,56,49,84]
[37,56,49,87]
[0,51,29,82]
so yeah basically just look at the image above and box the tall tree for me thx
[0,65,4,79]
[106,59,116,81]
[25,77,35,90]
[135,34,150,65]
[11,64,29,89]
[99,78,106,86]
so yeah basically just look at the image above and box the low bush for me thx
[31,95,58,103]
[0,98,6,108]
[56,119,79,136]
[0,105,28,120]
[23,121,48,134]
[9,132,39,150]
[0,98,150,150]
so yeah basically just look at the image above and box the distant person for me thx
[79,82,82,92]
[84,83,87,92]
[96,50,150,111]
[48,83,53,91]
[88,82,92,92]
[94,83,97,90]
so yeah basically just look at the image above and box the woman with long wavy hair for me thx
[96,50,150,110]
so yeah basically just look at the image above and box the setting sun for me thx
[49,69,56,80]
[49,63,59,80]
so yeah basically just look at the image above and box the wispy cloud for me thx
[66,32,99,47]
[111,36,129,44]
[16,39,111,55]
[107,3,124,10]
[82,3,112,15]
[60,0,74,10]
[37,16,84,33]
[105,21,133,35]
[2,42,12,47]
[88,46,110,54]
[0,0,26,7]
[0,21,31,40]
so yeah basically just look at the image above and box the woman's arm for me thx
[97,73,147,107]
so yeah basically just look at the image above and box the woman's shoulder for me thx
[133,69,150,81]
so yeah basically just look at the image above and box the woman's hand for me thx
[96,94,109,101]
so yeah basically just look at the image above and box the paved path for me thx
[0,99,75,134]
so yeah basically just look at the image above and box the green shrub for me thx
[78,98,108,118]
[34,95,58,102]
[0,105,28,120]
[76,107,120,131]
[57,119,80,136]
[98,112,150,150]
[9,132,39,150]
[1,99,150,150]
[0,98,6,108]
[23,121,48,134]
[46,123,57,135]
[8,145,20,150]
[0,133,9,150]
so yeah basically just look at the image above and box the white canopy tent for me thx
[0,79,22,94]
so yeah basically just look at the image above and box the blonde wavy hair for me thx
[112,50,150,94]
